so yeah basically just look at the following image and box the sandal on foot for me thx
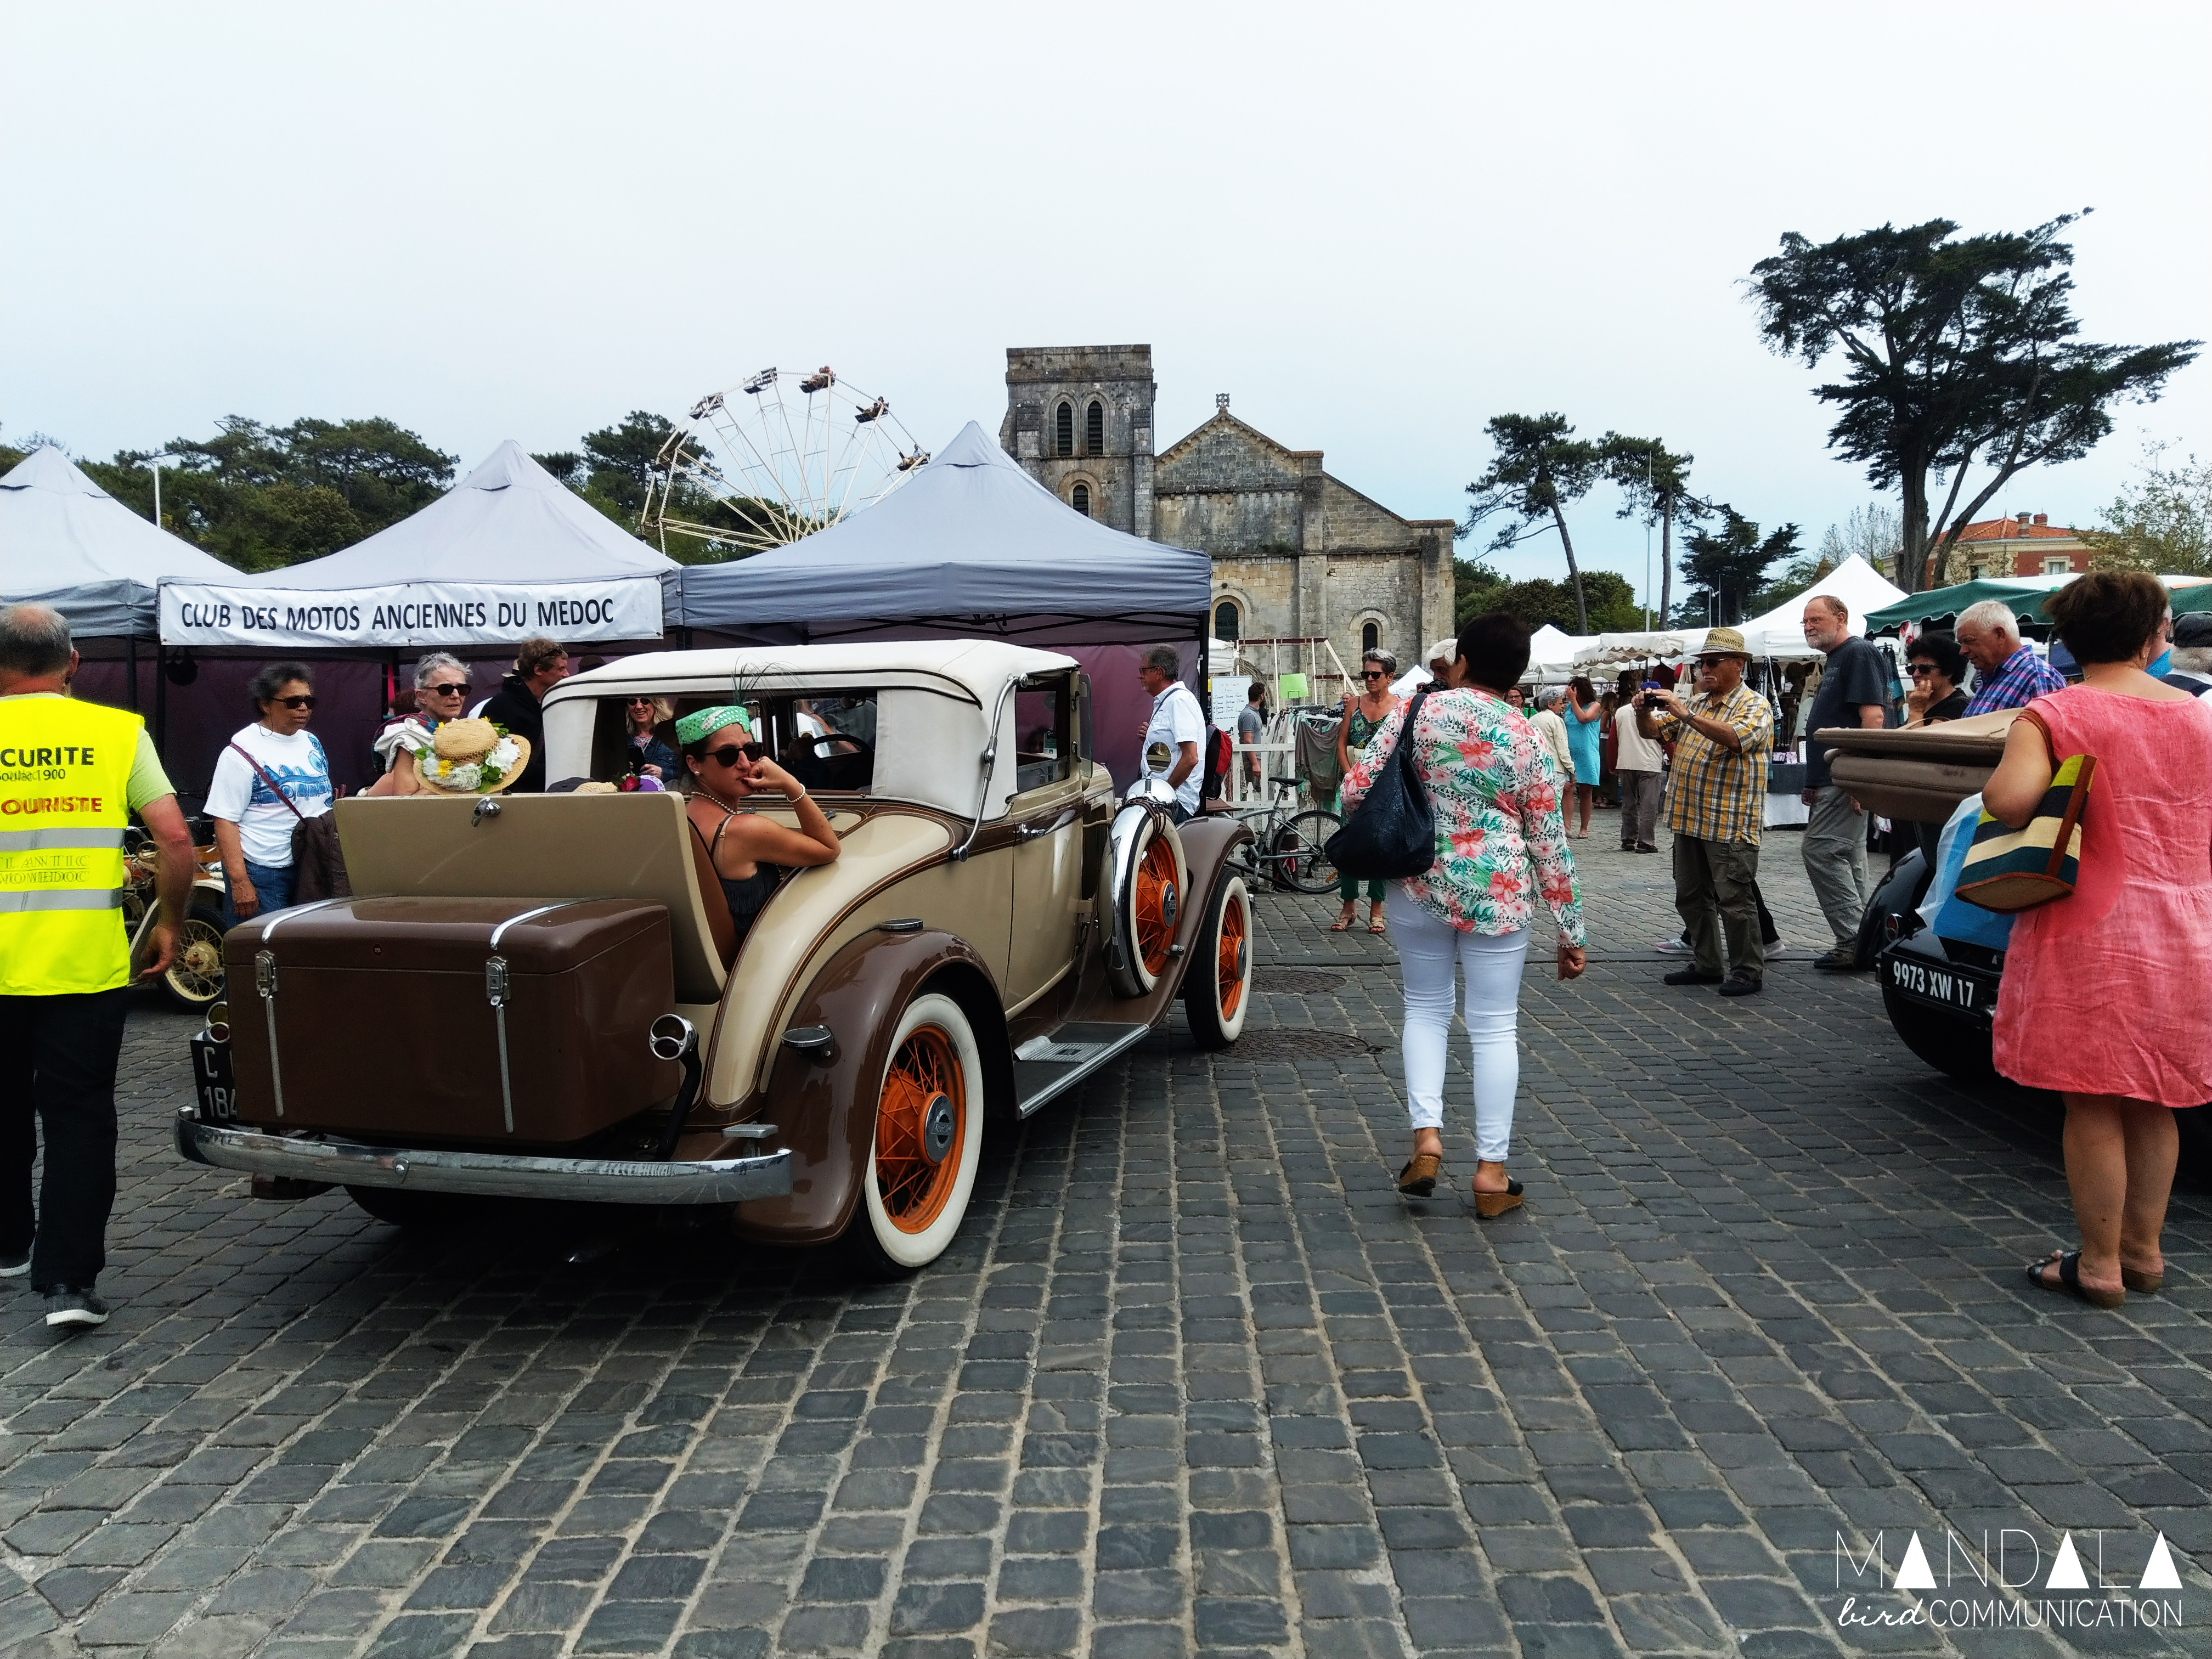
[1472,1177,1523,1218]
[1368,920,1387,935]
[1396,1153,1440,1197]
[2123,1266,2164,1295]
[2026,1249,2124,1309]
[1328,916,1355,933]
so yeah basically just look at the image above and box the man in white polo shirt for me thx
[1137,645,1206,822]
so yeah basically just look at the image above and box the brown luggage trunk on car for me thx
[224,898,680,1146]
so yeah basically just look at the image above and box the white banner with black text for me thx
[158,577,663,649]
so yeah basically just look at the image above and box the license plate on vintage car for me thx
[1887,954,1991,1017]
[190,1030,235,1121]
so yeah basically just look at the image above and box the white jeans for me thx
[1391,892,1530,1160]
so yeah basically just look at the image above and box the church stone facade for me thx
[1001,345,1454,688]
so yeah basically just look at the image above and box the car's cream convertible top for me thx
[543,641,1080,821]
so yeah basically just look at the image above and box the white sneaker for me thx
[0,1252,28,1279]
[43,1288,109,1329]
[1654,938,1693,956]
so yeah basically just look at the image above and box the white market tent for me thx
[1,445,236,635]
[676,421,1210,644]
[1573,629,1703,668]
[1570,556,1912,669]
[1736,555,1906,657]
[1526,623,1582,674]
[157,441,681,652]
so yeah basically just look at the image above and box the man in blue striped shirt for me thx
[1957,600,2067,714]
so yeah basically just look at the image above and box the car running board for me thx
[1012,1022,1154,1119]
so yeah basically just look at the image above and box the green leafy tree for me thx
[1599,434,1707,627]
[1748,213,2199,592]
[532,450,585,488]
[1677,508,1800,626]
[1455,560,1639,631]
[1454,557,1508,626]
[581,412,674,515]
[2080,439,2212,575]
[1462,414,1603,631]
[84,416,457,571]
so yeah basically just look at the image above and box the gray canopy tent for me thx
[0,444,243,730]
[678,421,1208,642]
[677,422,1212,785]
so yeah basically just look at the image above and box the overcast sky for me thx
[5,2,2207,606]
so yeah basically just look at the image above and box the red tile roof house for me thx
[1877,512,2091,585]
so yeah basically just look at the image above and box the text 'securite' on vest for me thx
[0,697,140,996]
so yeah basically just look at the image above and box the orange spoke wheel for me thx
[1132,835,1181,977]
[1217,890,1248,1022]
[873,1024,966,1234]
[1184,874,1251,1051]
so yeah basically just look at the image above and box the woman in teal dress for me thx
[1333,650,1399,933]
[1564,675,1602,839]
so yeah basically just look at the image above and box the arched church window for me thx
[1071,483,1091,517]
[1214,600,1240,642]
[1055,402,1074,458]
[1362,621,1381,654]
[1086,400,1104,455]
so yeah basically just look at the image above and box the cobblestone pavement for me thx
[3,811,2209,1658]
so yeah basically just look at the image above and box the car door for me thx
[1004,673,1090,1011]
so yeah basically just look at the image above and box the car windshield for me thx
[589,691,878,793]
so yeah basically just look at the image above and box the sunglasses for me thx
[272,695,315,710]
[425,682,467,696]
[1908,664,1939,676]
[1361,670,1387,681]
[626,697,656,707]
[704,742,766,768]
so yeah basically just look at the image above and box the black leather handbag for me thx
[1324,690,1436,881]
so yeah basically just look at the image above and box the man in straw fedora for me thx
[1634,626,1775,996]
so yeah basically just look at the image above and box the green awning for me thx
[1867,577,2212,630]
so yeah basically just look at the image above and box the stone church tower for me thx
[1000,346,1157,538]
[1002,345,1453,691]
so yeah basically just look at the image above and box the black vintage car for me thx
[1828,720,2211,1165]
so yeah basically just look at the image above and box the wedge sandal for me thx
[1472,1177,1523,1219]
[1396,1153,1441,1198]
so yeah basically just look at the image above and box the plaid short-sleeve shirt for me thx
[1657,684,1773,844]
[1963,644,2066,716]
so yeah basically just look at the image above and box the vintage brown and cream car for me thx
[179,642,1255,1271]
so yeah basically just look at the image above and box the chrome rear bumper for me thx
[175,1111,792,1205]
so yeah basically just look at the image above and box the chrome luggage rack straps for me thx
[484,904,579,1135]
[252,899,344,1119]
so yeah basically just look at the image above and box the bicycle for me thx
[1226,774,1342,895]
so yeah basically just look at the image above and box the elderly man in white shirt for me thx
[1528,688,1576,782]
[1137,645,1207,822]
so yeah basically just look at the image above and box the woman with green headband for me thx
[679,706,842,946]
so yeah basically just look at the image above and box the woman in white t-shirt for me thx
[206,662,333,921]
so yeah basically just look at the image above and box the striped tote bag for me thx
[1954,752,2095,913]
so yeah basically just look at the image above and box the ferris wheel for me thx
[641,366,927,556]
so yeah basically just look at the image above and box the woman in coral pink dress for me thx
[1985,571,2212,1308]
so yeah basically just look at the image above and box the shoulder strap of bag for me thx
[2012,706,2057,769]
[228,741,307,822]
[1392,689,1430,782]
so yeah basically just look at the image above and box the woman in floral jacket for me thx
[1342,612,1587,1215]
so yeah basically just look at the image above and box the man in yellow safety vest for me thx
[0,603,194,1330]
